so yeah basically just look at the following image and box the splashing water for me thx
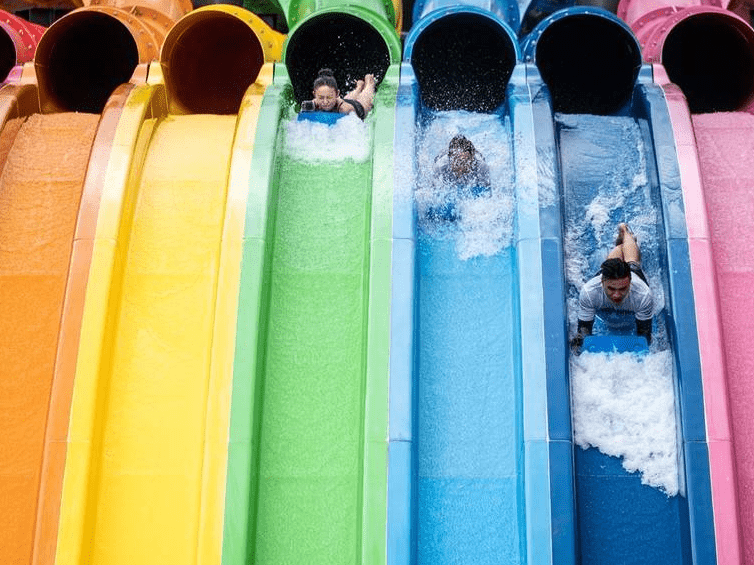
[414,111,516,260]
[570,349,679,495]
[283,113,372,162]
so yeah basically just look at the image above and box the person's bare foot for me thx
[615,222,635,246]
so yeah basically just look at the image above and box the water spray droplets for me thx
[415,111,516,260]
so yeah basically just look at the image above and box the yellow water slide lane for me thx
[55,63,271,564]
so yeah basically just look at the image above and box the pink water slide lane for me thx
[690,108,754,564]
[656,67,743,565]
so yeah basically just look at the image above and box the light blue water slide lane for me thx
[388,3,567,564]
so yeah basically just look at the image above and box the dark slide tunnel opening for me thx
[410,13,517,112]
[0,31,15,81]
[164,14,264,115]
[662,14,754,113]
[286,13,392,104]
[38,12,139,113]
[534,15,641,115]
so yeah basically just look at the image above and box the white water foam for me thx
[570,349,679,495]
[414,111,515,260]
[283,113,372,162]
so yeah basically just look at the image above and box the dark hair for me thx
[600,257,631,280]
[449,134,475,156]
[313,68,338,91]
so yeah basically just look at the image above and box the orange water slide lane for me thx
[0,107,98,563]
[54,63,270,565]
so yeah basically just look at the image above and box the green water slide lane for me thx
[223,64,398,565]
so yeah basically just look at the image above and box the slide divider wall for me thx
[520,62,577,565]
[635,69,717,564]
[508,63,558,565]
[31,82,134,565]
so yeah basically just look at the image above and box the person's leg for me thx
[606,244,624,260]
[617,222,641,264]
[354,74,376,114]
[343,80,365,100]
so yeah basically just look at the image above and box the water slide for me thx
[389,1,719,563]
[524,7,726,563]
[52,6,285,564]
[1,0,753,562]
[0,10,44,82]
[389,3,556,565]
[0,1,188,561]
[221,3,402,564]
[0,4,282,564]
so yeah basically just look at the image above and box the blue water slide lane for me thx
[545,58,716,563]
[389,28,563,565]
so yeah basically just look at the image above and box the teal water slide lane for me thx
[222,64,398,565]
[388,60,558,564]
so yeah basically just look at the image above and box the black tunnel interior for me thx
[165,14,263,114]
[662,13,754,113]
[410,13,517,112]
[0,30,15,82]
[534,15,641,115]
[286,13,392,103]
[39,12,138,113]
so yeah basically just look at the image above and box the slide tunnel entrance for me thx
[410,13,517,112]
[534,14,641,114]
[0,31,14,81]
[662,13,754,113]
[285,12,392,103]
[36,11,138,113]
[162,12,264,114]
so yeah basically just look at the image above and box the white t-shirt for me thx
[578,272,654,327]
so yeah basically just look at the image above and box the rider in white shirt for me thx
[571,223,654,352]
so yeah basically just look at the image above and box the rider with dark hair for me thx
[422,134,492,222]
[571,223,654,352]
[301,68,375,120]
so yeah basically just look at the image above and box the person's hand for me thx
[570,333,585,355]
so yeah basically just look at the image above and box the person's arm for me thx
[340,98,366,119]
[570,318,593,353]
[572,281,597,353]
[468,160,491,196]
[636,317,652,345]
[477,160,491,188]
[635,280,654,345]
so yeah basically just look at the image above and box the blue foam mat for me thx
[583,335,649,354]
[297,111,345,125]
